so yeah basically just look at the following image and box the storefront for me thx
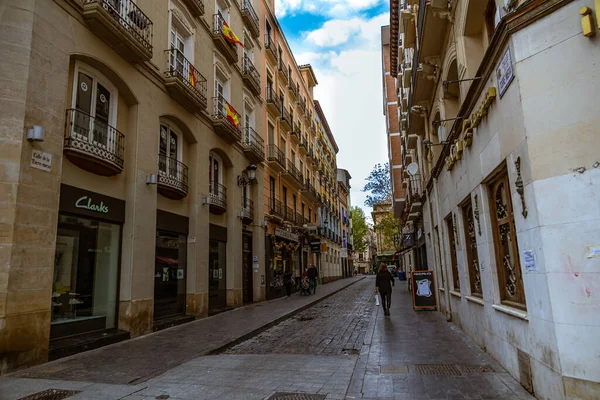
[266,227,300,300]
[51,185,125,344]
[154,210,189,322]
[209,224,227,313]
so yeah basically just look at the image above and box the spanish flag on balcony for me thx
[225,103,239,127]
[188,65,197,87]
[223,21,244,48]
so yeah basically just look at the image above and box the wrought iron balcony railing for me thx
[281,106,292,129]
[213,96,242,142]
[265,34,278,62]
[266,86,282,114]
[213,12,237,62]
[267,144,286,169]
[164,48,207,108]
[289,81,298,99]
[84,0,153,56]
[158,154,189,199]
[284,206,295,223]
[241,0,259,38]
[278,61,289,83]
[181,0,204,17]
[269,197,283,217]
[241,197,254,221]
[287,160,303,184]
[242,126,265,160]
[208,180,227,210]
[242,54,260,94]
[64,108,125,175]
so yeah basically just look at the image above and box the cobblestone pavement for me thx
[225,278,375,356]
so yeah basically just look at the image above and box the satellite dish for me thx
[406,162,419,176]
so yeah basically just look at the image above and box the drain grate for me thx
[380,365,409,374]
[17,389,81,400]
[266,393,326,400]
[457,364,495,373]
[414,364,463,376]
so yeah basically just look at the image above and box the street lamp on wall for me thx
[237,163,257,187]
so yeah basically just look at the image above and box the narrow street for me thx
[1,277,533,400]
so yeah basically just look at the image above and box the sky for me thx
[276,0,390,220]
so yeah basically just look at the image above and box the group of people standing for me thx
[283,265,318,298]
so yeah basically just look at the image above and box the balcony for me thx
[301,180,318,202]
[212,96,242,144]
[164,48,208,113]
[63,108,125,176]
[288,81,298,100]
[295,212,307,227]
[280,107,292,131]
[242,126,265,163]
[284,206,295,223]
[240,198,254,222]
[298,135,308,153]
[267,197,283,220]
[242,54,261,96]
[266,86,282,116]
[212,13,238,64]
[207,181,227,214]
[181,0,204,17]
[81,0,153,62]
[278,62,289,84]
[240,0,259,38]
[267,144,286,173]
[286,160,303,187]
[289,121,300,142]
[158,154,189,200]
[265,34,278,65]
[306,148,314,164]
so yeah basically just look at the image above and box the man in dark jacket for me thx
[376,263,395,316]
[307,264,318,294]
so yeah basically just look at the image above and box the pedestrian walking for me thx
[284,270,293,298]
[307,264,318,294]
[375,263,395,316]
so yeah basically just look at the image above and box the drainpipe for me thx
[433,177,452,321]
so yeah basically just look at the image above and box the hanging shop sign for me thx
[411,270,437,311]
[403,233,414,248]
[310,241,321,252]
[59,184,125,223]
[274,227,299,242]
[497,47,514,98]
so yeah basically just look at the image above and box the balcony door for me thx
[159,124,180,179]
[209,153,222,196]
[71,63,117,151]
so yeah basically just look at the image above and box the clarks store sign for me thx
[60,184,125,223]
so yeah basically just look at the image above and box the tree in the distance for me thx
[362,162,392,207]
[350,206,368,254]
[376,211,401,252]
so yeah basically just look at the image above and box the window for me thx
[270,176,276,200]
[462,197,482,297]
[292,195,297,214]
[446,214,460,292]
[209,153,222,194]
[308,207,312,223]
[281,137,287,156]
[244,102,254,129]
[216,0,229,22]
[488,167,526,309]
[71,63,118,149]
[159,124,181,177]
[266,19,271,37]
[268,121,275,145]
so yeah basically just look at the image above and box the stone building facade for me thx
[337,168,353,278]
[0,0,345,373]
[387,0,600,398]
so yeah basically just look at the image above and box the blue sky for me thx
[275,0,390,220]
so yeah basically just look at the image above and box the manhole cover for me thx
[266,393,326,400]
[298,316,314,321]
[380,365,409,374]
[414,364,463,376]
[17,389,81,400]
[457,364,495,373]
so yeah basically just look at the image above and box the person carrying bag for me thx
[375,263,395,316]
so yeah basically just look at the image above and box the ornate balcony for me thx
[242,55,261,96]
[63,108,124,176]
[289,121,300,142]
[265,34,277,65]
[181,0,204,17]
[212,96,242,144]
[278,62,289,84]
[242,126,265,163]
[267,197,283,221]
[286,160,303,187]
[298,135,308,153]
[207,181,227,214]
[284,206,295,223]
[81,0,153,62]
[241,0,259,38]
[158,154,188,200]
[164,48,207,112]
[213,13,238,64]
[301,180,318,202]
[288,81,298,100]
[266,86,282,116]
[240,198,254,222]
[267,144,286,173]
[280,107,292,131]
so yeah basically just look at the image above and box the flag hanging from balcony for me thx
[223,21,244,48]
[188,65,197,87]
[225,103,240,127]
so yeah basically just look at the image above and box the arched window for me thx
[159,123,181,176]
[70,62,118,149]
[209,152,223,189]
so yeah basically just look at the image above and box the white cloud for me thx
[275,0,383,18]
[305,12,389,49]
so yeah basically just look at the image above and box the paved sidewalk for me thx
[5,276,363,386]
[345,283,535,400]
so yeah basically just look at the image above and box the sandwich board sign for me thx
[411,270,437,311]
